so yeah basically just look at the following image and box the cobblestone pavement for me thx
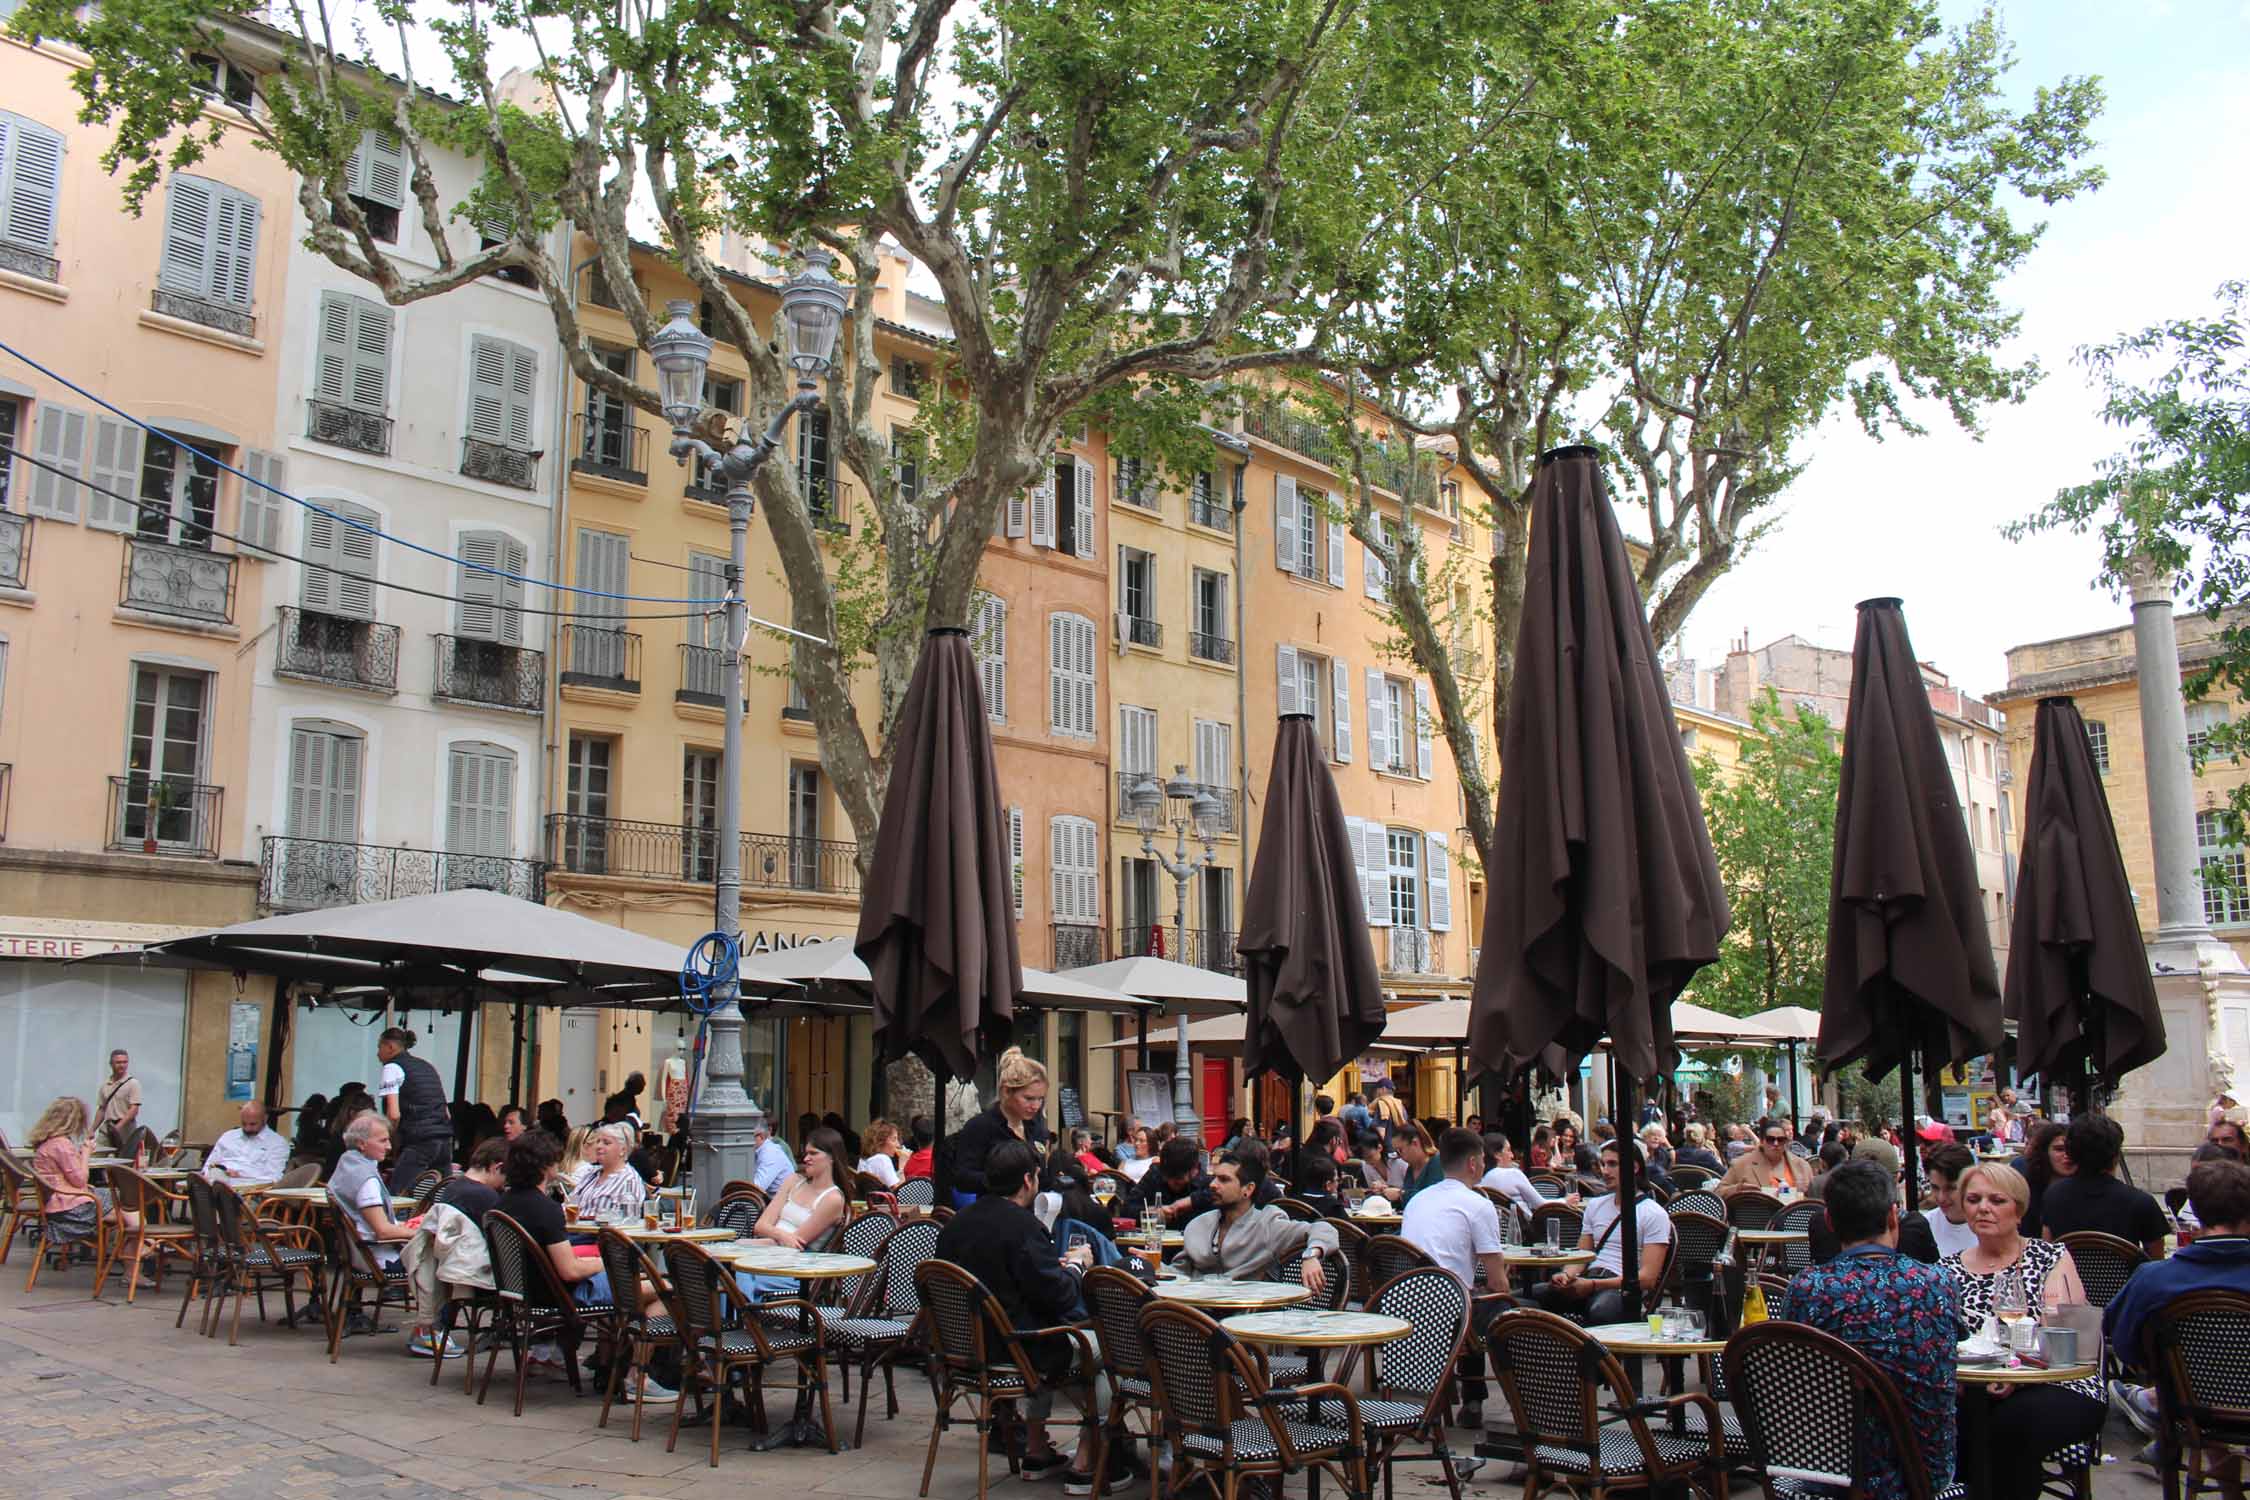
[0,1258,2165,1499]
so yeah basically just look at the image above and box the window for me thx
[890,356,925,399]
[126,666,210,847]
[133,431,221,548]
[1188,469,1229,530]
[2199,810,2248,927]
[1198,865,1233,941]
[344,122,405,243]
[1047,456,1095,559]
[299,499,380,620]
[681,552,728,701]
[1386,827,1422,930]
[682,748,720,881]
[560,734,613,873]
[465,336,538,451]
[0,111,66,274]
[891,427,923,505]
[1009,805,1025,919]
[784,675,812,720]
[1118,547,1156,646]
[476,207,534,287]
[455,530,528,644]
[2188,702,2229,768]
[1364,515,1391,601]
[581,344,636,470]
[443,743,517,874]
[1050,814,1100,926]
[158,174,260,313]
[189,52,256,112]
[1049,612,1096,739]
[691,378,743,493]
[788,763,822,888]
[797,406,836,523]
[1119,705,1157,779]
[570,528,629,678]
[1368,672,1411,773]
[1193,718,1232,805]
[1276,644,1350,762]
[972,592,1007,723]
[1191,569,1230,662]
[0,396,15,511]
[2084,718,2111,774]
[313,292,393,414]
[236,450,286,554]
[1274,474,1341,585]
[1114,455,1156,510]
[284,720,361,844]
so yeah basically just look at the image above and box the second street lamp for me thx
[649,248,845,1192]
[1138,763,1219,1135]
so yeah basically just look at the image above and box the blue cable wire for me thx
[0,336,719,606]
[678,931,740,1127]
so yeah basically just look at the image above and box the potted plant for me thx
[142,777,175,853]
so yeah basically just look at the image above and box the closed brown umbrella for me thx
[1819,597,2002,1197]
[855,628,1021,1084]
[1465,445,1729,1319]
[1240,713,1387,1104]
[2004,696,2164,1101]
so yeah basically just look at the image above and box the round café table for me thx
[1734,1226,1808,1271]
[1224,1308,1413,1497]
[1583,1320,1727,1358]
[1153,1279,1311,1311]
[612,1223,737,1245]
[1501,1246,1592,1294]
[1957,1360,2099,1496]
[719,1246,879,1451]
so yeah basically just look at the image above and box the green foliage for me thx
[1691,690,1843,1017]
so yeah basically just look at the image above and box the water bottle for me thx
[1710,1237,1740,1338]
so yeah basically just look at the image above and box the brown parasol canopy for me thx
[1240,714,1388,1087]
[1467,445,1731,1085]
[1818,597,2004,1094]
[854,628,1022,1082]
[2004,696,2165,1097]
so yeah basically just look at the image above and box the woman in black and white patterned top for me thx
[1939,1162,2103,1500]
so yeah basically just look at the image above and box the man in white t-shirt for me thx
[1403,1127,1508,1425]
[1476,1132,1546,1226]
[1538,1139,1671,1325]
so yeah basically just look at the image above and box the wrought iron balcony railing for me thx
[1188,630,1234,665]
[0,242,59,285]
[432,634,544,713]
[558,624,642,693]
[1384,925,1445,976]
[1115,925,1239,974]
[120,537,235,625]
[1113,772,1239,834]
[1240,401,1438,505]
[460,435,540,491]
[1118,614,1161,649]
[107,774,221,858]
[678,642,729,705]
[305,397,392,456]
[573,413,648,486]
[1051,923,1103,971]
[274,606,400,693]
[0,509,32,590]
[543,814,861,895]
[260,834,544,911]
[1188,494,1234,532]
[151,286,254,339]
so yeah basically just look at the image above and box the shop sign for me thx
[0,931,146,960]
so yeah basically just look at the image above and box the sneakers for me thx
[2108,1379,2159,1439]
[1064,1463,1142,1495]
[634,1374,678,1405]
[1018,1453,1072,1482]
[407,1329,467,1359]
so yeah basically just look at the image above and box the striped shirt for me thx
[569,1161,648,1220]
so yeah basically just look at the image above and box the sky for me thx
[1681,0,2250,700]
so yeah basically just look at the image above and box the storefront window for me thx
[0,963,186,1143]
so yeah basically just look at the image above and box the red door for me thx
[1202,1057,1232,1150]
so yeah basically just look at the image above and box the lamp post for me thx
[647,249,847,1192]
[1131,765,1222,1138]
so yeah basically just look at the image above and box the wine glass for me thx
[1993,1267,2028,1340]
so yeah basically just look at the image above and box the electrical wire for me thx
[3,335,715,605]
[1,442,719,621]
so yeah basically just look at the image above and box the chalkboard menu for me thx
[1058,1085,1086,1129]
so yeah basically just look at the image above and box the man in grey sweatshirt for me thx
[1177,1150,1339,1288]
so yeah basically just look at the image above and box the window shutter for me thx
[287,725,362,841]
[1415,680,1435,777]
[1321,655,1344,762]
[330,501,378,619]
[239,450,285,554]
[1074,615,1096,735]
[299,505,337,612]
[1327,513,1345,588]
[1073,458,1095,560]
[1425,831,1451,931]
[1275,475,1298,574]
[446,744,516,857]
[493,534,528,646]
[158,176,214,296]
[210,186,258,308]
[506,344,537,449]
[1120,706,1156,776]
[25,401,87,521]
[1194,720,1230,789]
[466,335,509,441]
[1005,485,1028,539]
[1276,643,1299,716]
[1049,815,1098,923]
[1,113,65,252]
[454,529,502,638]
[85,415,143,532]
[1360,819,1392,927]
[1365,667,1392,770]
[973,593,1007,722]
[1010,807,1025,919]
[313,294,351,402]
[349,124,407,208]
[1364,518,1388,600]
[348,296,390,412]
[1029,472,1056,547]
[687,551,727,650]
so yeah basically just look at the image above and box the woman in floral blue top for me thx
[1780,1158,1961,1500]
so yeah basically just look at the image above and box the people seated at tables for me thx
[1805,1141,1850,1198]
[1350,1132,1400,1201]
[1527,1124,1555,1171]
[1173,1149,1337,1285]
[535,1098,569,1142]
[857,1118,904,1188]
[1639,1123,1674,1175]
[2012,1119,2068,1238]
[902,1116,936,1181]
[1898,1143,1979,1263]
[1536,1139,1671,1325]
[27,1096,146,1281]
[1718,1118,1815,1199]
[438,1135,508,1219]
[1405,1127,1509,1425]
[1290,1151,1349,1220]
[2103,1157,2250,1449]
[1841,1119,1902,1197]
[404,1136,510,1360]
[1671,1122,1724,1175]
[934,1138,1133,1493]
[1396,1122,1442,1204]
[292,1092,332,1169]
[946,1048,1055,1207]
[1555,1119,1598,1178]
[1940,1162,2102,1500]
[1036,1142,1125,1266]
[730,1125,850,1304]
[568,1123,649,1221]
[1067,1126,1107,1176]
[332,1112,415,1270]
[1780,1158,1959,1500]
[1479,1132,1547,1223]
[747,1117,796,1195]
[2037,1115,2168,1258]
[497,1106,528,1142]
[556,1125,593,1184]
[1133,1134,1214,1225]
[2208,1115,2249,1161]
[203,1102,290,1184]
[1115,1123,1153,1180]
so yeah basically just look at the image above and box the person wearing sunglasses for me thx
[1718,1118,1816,1200]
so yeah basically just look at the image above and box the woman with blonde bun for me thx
[942,1047,1053,1206]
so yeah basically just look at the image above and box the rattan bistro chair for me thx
[321,1192,412,1360]
[1668,1189,1727,1223]
[702,1193,761,1235]
[1141,1299,1371,1500]
[896,1176,937,1209]
[1771,1200,1826,1274]
[1363,1233,1436,1290]
[2145,1288,2250,1500]
[1722,1318,1966,1500]
[663,1240,831,1467]
[209,1180,326,1344]
[0,1151,40,1267]
[595,1227,679,1442]
[915,1258,1099,1500]
[21,1161,110,1293]
[1727,1191,1785,1232]
[1485,1307,1726,1498]
[1355,1267,1472,1500]
[1528,1202,1584,1251]
[477,1210,619,1416]
[102,1163,196,1304]
[1664,1210,1731,1303]
[1082,1266,1161,1500]
[2060,1230,2147,1310]
[823,1216,941,1445]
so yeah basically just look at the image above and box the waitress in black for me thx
[943,1047,1053,1207]
[375,1026,453,1189]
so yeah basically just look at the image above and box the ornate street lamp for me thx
[1138,763,1220,1133]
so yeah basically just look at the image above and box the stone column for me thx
[2127,557,2214,946]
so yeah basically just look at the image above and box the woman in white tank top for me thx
[739,1126,849,1301]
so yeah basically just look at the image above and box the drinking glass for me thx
[1678,1308,1705,1342]
[1661,1309,1685,1341]
[1994,1268,2028,1335]
[1542,1218,1561,1251]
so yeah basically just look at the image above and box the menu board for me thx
[1127,1069,1173,1125]
[1058,1085,1086,1129]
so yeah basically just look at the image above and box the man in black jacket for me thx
[937,1139,1134,1493]
[1134,1135,1213,1224]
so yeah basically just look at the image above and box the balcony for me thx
[1241,401,1437,505]
[805,479,854,536]
[274,606,400,694]
[1188,493,1234,532]
[432,634,544,714]
[260,834,544,912]
[573,414,648,486]
[120,537,235,625]
[0,242,59,285]
[559,624,642,694]
[0,509,32,590]
[460,435,540,491]
[1115,924,1238,974]
[1117,614,1161,650]
[305,397,392,457]
[150,286,255,340]
[1189,631,1234,666]
[1384,925,1445,976]
[1051,923,1104,971]
[678,642,728,706]
[543,814,861,896]
[107,774,222,858]
[1113,772,1239,834]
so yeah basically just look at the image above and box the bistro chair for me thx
[102,1163,196,1303]
[824,1216,941,1446]
[1528,1202,1584,1251]
[1528,1172,1569,1200]
[1356,1266,1472,1500]
[1082,1265,1161,1499]
[1722,1318,1965,1499]
[896,1177,937,1209]
[1771,1200,1826,1274]
[175,1174,230,1334]
[1485,1307,1726,1497]
[208,1181,326,1345]
[410,1169,454,1217]
[23,1164,113,1294]
[0,1151,38,1266]
[321,1192,413,1360]
[1324,1217,1372,1306]
[2144,1288,2250,1500]
[702,1193,761,1235]
[2059,1230,2146,1310]
[1264,1244,1354,1387]
[663,1239,831,1467]
[1727,1191,1784,1232]
[1669,1164,1715,1189]
[1668,1189,1727,1222]
[915,1258,1098,1500]
[595,1227,679,1442]
[1275,1196,1325,1223]
[1140,1299,1370,1500]
[812,1208,897,1333]
[1364,1233,1436,1292]
[478,1210,618,1416]
[1664,1211,1731,1304]
[274,1162,322,1189]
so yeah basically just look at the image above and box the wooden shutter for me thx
[1005,485,1028,539]
[0,112,65,252]
[1010,806,1025,919]
[85,414,143,532]
[1364,517,1389,599]
[238,450,286,554]
[505,343,536,449]
[688,551,728,650]
[349,124,407,208]
[1364,669,1391,770]
[1028,472,1055,547]
[1051,613,1094,737]
[1193,719,1230,789]
[210,186,258,308]
[348,296,390,411]
[158,175,214,296]
[446,743,516,856]
[973,593,1006,721]
[302,500,377,617]
[1327,511,1345,587]
[1050,815,1099,924]
[25,401,87,521]
[1275,474,1298,575]
[1120,705,1156,776]
[1415,680,1435,777]
[458,529,527,643]
[1358,818,1392,926]
[287,724,363,841]
[313,294,350,402]
[1276,643,1299,716]
[466,335,510,441]
[1073,457,1096,560]
[1425,831,1451,931]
